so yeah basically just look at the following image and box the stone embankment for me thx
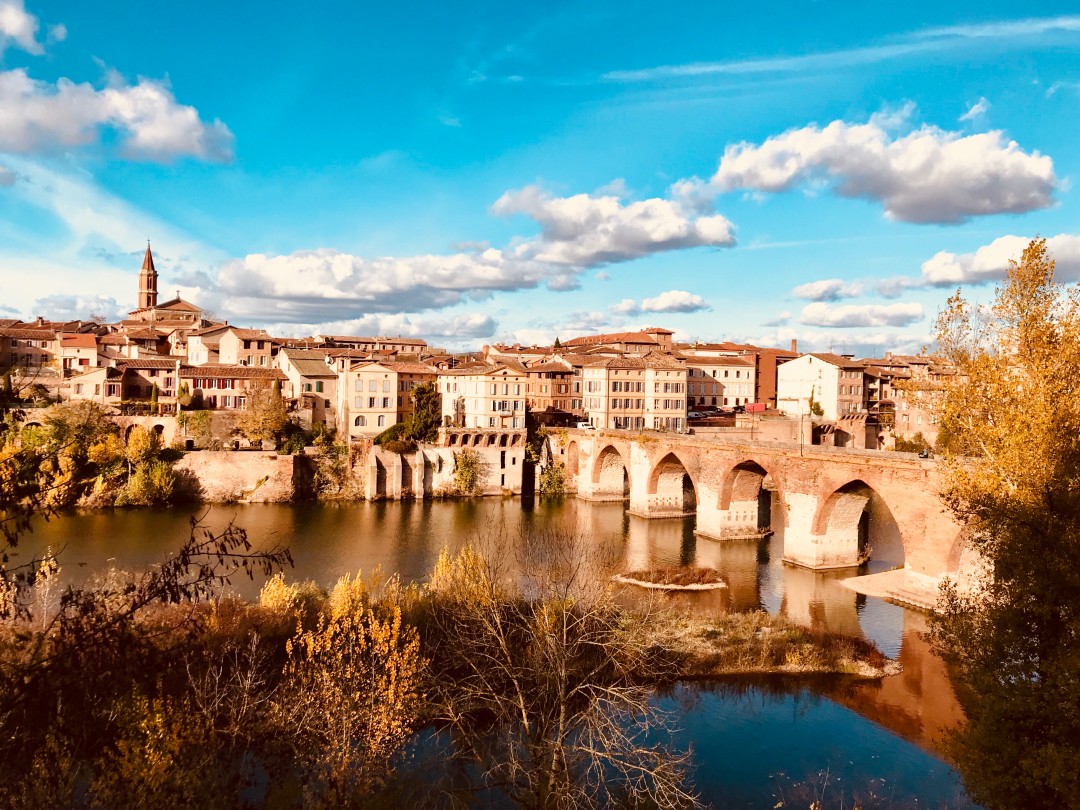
[174,451,312,503]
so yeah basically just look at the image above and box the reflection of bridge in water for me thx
[571,502,964,757]
[559,430,979,609]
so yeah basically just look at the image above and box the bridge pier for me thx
[782,491,867,570]
[696,497,773,541]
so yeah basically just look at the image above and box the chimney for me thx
[790,338,797,353]
[885,351,893,361]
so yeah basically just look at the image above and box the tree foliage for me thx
[235,383,288,445]
[538,460,567,495]
[405,382,441,443]
[422,535,698,808]
[930,238,1080,808]
[452,447,487,495]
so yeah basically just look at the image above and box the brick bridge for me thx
[559,430,973,603]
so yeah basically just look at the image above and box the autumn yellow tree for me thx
[931,238,1080,808]
[235,381,288,446]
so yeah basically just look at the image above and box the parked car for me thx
[575,421,594,430]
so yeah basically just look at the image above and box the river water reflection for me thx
[23,498,975,807]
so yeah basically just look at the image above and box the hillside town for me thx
[1,245,948,452]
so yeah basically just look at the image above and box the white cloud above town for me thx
[0,69,234,161]
[791,278,864,301]
[0,0,41,54]
[609,290,710,316]
[710,108,1056,223]
[31,293,124,322]
[799,301,925,328]
[213,187,734,323]
[267,312,498,342]
[492,185,735,266]
[920,234,1080,286]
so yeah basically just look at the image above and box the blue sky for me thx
[2,1,1080,353]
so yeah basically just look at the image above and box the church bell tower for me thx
[138,242,158,310]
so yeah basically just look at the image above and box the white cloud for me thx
[641,289,710,313]
[269,312,497,344]
[1047,80,1080,97]
[46,22,65,44]
[31,293,123,322]
[959,97,990,122]
[711,110,1056,224]
[216,247,555,322]
[608,290,711,316]
[0,163,14,186]
[790,278,864,301]
[0,68,234,161]
[876,276,922,299]
[603,16,1080,83]
[800,301,925,328]
[0,0,41,54]
[215,185,736,324]
[920,234,1080,287]
[492,184,735,266]
[761,311,791,327]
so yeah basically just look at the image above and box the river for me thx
[20,497,976,808]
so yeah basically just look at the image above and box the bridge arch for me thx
[591,444,630,500]
[716,459,778,537]
[646,452,697,515]
[812,479,904,569]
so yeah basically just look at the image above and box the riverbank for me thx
[644,608,898,680]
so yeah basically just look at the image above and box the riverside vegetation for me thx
[927,239,1080,808]
[0,445,893,809]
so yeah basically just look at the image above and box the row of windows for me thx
[7,339,52,349]
[191,378,252,389]
[356,379,395,393]
[353,396,398,409]
[353,415,389,427]
[611,381,644,392]
[690,368,749,379]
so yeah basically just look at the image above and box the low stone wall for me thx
[174,451,310,503]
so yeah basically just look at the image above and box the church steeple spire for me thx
[138,241,158,310]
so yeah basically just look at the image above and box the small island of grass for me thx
[613,565,727,591]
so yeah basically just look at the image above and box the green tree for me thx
[930,238,1080,808]
[403,382,440,443]
[452,448,486,495]
[149,383,159,414]
[553,336,562,349]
